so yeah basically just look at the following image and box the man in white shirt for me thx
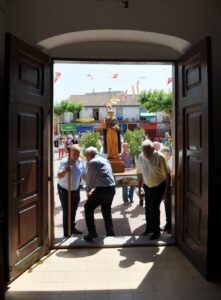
[137,140,171,240]
[57,145,86,237]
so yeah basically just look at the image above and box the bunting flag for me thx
[86,74,94,80]
[167,76,173,84]
[136,80,140,94]
[122,89,128,101]
[111,73,118,79]
[132,85,136,97]
[54,72,61,83]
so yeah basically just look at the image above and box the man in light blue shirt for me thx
[84,147,116,241]
[57,145,86,237]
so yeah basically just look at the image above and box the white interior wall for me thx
[6,0,218,49]
[3,0,221,165]
[49,41,180,60]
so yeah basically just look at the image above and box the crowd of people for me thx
[55,129,173,241]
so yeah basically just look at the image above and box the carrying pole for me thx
[67,147,71,236]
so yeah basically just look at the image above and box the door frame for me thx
[50,58,177,247]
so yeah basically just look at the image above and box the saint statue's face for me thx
[108,111,114,118]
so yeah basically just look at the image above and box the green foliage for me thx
[138,89,172,114]
[54,99,83,115]
[80,131,101,154]
[124,128,144,158]
[67,102,83,114]
[54,100,69,115]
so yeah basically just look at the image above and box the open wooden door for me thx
[177,38,212,278]
[5,34,50,281]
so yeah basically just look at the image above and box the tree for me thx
[67,102,83,120]
[54,99,83,134]
[54,100,69,134]
[137,89,172,115]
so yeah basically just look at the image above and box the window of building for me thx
[93,108,99,120]
[116,107,123,115]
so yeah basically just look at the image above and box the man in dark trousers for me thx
[137,140,171,240]
[57,145,86,237]
[84,146,116,241]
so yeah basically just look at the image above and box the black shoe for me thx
[129,199,134,203]
[141,229,152,236]
[149,232,161,240]
[163,225,171,232]
[72,228,83,234]
[84,233,98,242]
[106,231,115,237]
[64,234,71,238]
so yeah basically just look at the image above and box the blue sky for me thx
[54,63,172,103]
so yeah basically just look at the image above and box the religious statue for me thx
[101,109,121,159]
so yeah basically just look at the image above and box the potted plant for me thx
[124,128,144,161]
[80,131,101,154]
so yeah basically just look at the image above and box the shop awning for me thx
[140,112,157,118]
[60,123,77,132]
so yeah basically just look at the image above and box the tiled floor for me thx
[6,246,221,299]
[7,153,218,299]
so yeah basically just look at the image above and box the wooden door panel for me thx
[19,205,37,246]
[184,104,203,258]
[18,112,38,149]
[187,157,202,197]
[15,106,40,263]
[5,34,50,281]
[178,38,210,277]
[187,110,202,150]
[18,160,37,196]
[15,52,44,96]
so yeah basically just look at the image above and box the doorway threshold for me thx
[54,234,175,248]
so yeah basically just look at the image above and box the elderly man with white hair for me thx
[137,140,171,240]
[84,147,116,241]
[57,145,86,237]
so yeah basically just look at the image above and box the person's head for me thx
[164,132,170,138]
[153,141,161,151]
[160,146,172,161]
[142,140,154,159]
[85,146,98,161]
[143,134,149,140]
[67,134,73,140]
[69,145,81,161]
[108,109,114,118]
